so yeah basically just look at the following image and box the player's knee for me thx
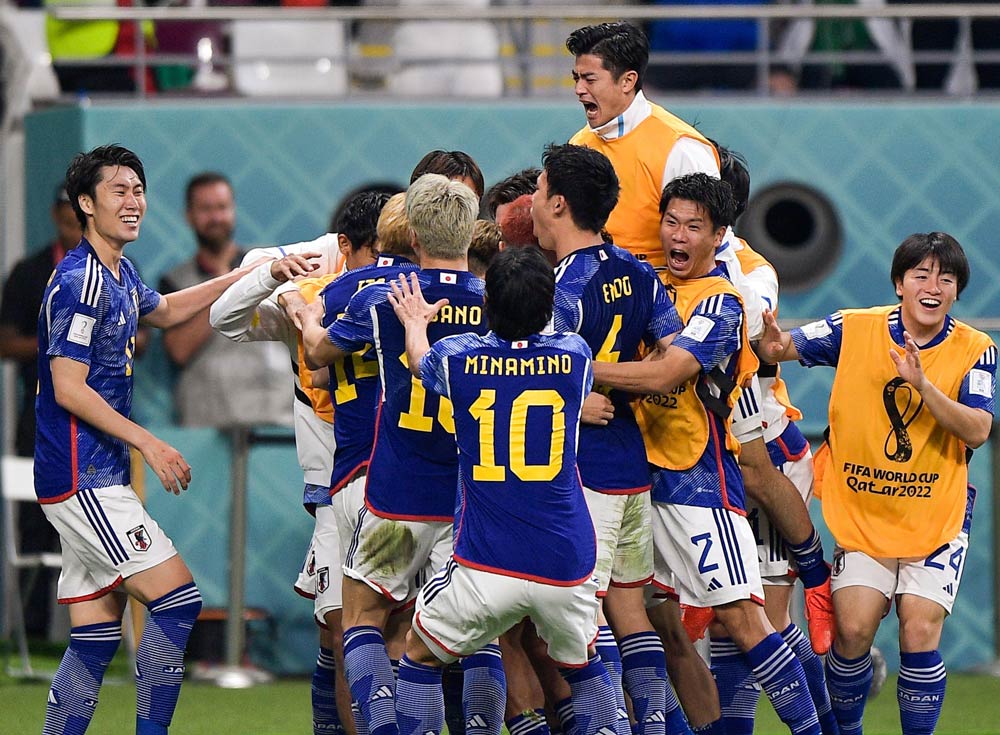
[833,614,878,655]
[898,615,944,652]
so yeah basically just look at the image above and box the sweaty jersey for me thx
[421,330,596,584]
[34,239,161,501]
[793,305,996,557]
[552,243,682,493]
[321,254,418,494]
[327,269,488,521]
[641,269,755,512]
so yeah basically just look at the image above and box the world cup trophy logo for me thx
[882,377,924,462]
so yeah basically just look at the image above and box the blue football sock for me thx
[620,631,685,735]
[395,655,444,735]
[555,696,578,735]
[462,644,506,735]
[747,633,820,735]
[781,624,839,735]
[897,650,946,735]
[136,582,202,735]
[352,701,369,735]
[710,636,759,735]
[43,621,122,735]
[825,647,873,735]
[786,530,829,589]
[562,654,629,735]
[313,647,344,735]
[344,626,398,735]
[506,709,551,735]
[443,661,466,735]
[595,626,630,735]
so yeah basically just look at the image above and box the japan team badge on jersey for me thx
[127,525,152,552]
[318,567,330,593]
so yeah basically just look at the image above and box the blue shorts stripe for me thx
[421,559,457,605]
[345,504,367,566]
[77,489,129,565]
[723,511,748,585]
[712,509,738,587]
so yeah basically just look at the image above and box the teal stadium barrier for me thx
[22,101,1000,674]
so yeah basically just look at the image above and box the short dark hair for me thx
[336,190,392,252]
[659,173,735,231]
[65,144,147,229]
[329,181,405,234]
[541,144,619,234]
[566,21,649,90]
[710,139,750,220]
[410,150,485,200]
[484,168,541,220]
[185,171,231,209]
[891,232,970,297]
[485,247,555,341]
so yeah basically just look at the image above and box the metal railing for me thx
[11,4,1000,100]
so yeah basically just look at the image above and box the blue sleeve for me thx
[420,336,469,399]
[123,258,160,316]
[44,269,97,365]
[552,286,582,334]
[958,344,997,414]
[791,313,844,368]
[647,276,683,341]
[327,285,381,353]
[672,293,742,373]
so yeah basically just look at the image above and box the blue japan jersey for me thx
[553,244,682,493]
[34,240,160,501]
[792,308,997,414]
[651,282,746,511]
[421,331,596,584]
[321,255,418,493]
[327,269,488,520]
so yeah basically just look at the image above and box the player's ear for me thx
[78,193,95,217]
[894,279,903,298]
[337,233,352,255]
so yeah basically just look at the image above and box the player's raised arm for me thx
[891,331,993,448]
[50,357,190,493]
[387,272,448,378]
[754,309,799,364]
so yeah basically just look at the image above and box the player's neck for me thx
[554,229,605,261]
[84,230,125,277]
[419,255,468,272]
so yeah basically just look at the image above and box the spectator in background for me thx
[0,184,80,637]
[645,0,765,91]
[45,0,156,94]
[159,172,292,428]
[1,185,80,457]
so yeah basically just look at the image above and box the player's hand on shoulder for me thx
[140,435,192,495]
[582,391,615,426]
[388,272,448,326]
[278,290,310,330]
[270,252,322,283]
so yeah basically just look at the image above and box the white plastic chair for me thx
[231,20,349,98]
[1,455,61,677]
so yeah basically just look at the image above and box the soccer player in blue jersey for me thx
[300,174,504,735]
[209,190,399,735]
[385,245,626,735]
[592,173,822,735]
[33,145,304,735]
[533,143,691,735]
